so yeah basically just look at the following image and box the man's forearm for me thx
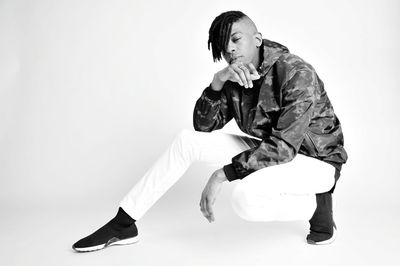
[193,85,231,132]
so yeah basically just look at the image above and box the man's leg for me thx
[230,154,337,243]
[73,129,258,252]
[119,129,258,220]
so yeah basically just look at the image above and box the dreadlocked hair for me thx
[208,11,247,62]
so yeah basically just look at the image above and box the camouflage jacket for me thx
[193,39,348,181]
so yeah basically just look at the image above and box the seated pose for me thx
[72,10,348,252]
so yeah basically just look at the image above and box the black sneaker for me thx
[72,222,139,252]
[306,222,337,245]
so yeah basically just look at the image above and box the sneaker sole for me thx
[307,227,336,245]
[73,235,139,253]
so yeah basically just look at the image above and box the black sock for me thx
[108,207,136,227]
[308,192,334,236]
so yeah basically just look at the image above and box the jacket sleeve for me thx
[223,70,318,181]
[193,84,233,132]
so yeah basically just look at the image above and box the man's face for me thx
[222,17,262,66]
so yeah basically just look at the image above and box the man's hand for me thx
[200,168,228,223]
[211,62,261,91]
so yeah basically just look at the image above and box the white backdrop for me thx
[1,0,399,211]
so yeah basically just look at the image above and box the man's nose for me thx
[226,40,236,54]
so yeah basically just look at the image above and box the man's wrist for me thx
[211,74,224,91]
[213,168,228,183]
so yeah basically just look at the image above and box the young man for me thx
[72,11,347,252]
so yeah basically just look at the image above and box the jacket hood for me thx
[258,39,289,76]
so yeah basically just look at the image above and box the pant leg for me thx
[231,154,335,222]
[119,129,257,220]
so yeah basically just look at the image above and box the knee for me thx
[175,129,196,144]
[173,129,194,149]
[231,181,280,222]
[173,129,201,159]
[231,183,263,221]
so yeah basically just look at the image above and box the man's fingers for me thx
[200,196,215,223]
[209,204,215,222]
[247,63,257,74]
[239,64,253,88]
[203,199,210,219]
[247,63,260,80]
[200,196,211,221]
[228,68,243,86]
[200,176,222,223]
[200,198,208,216]
[205,198,214,222]
[231,65,249,88]
[250,73,261,80]
[225,63,260,87]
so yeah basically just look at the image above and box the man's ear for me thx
[255,32,262,47]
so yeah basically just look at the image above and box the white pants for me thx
[119,129,335,221]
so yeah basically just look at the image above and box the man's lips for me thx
[229,56,242,64]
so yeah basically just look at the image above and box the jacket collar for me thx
[258,39,289,76]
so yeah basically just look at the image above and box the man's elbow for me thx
[193,123,213,132]
[193,119,215,132]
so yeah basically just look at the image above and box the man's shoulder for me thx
[272,52,318,88]
[276,53,316,74]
